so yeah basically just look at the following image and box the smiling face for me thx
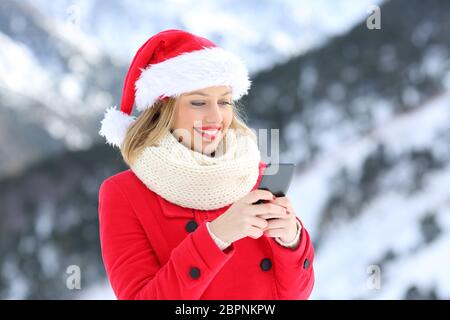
[171,85,234,156]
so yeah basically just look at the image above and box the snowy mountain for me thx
[1,0,381,179]
[24,0,383,74]
[0,143,126,299]
[77,0,450,300]
[293,90,450,299]
[1,0,449,299]
[269,0,450,299]
[0,0,125,178]
[77,85,450,299]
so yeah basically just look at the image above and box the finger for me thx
[249,216,269,229]
[247,226,264,239]
[263,228,285,238]
[257,212,290,220]
[251,202,287,216]
[270,196,293,209]
[244,189,274,204]
[270,199,295,215]
[263,218,289,231]
[270,196,289,207]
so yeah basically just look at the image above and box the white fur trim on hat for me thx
[99,106,136,148]
[134,46,251,111]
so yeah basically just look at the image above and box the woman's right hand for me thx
[208,190,288,244]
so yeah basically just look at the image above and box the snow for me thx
[2,259,29,299]
[379,216,450,299]
[59,74,83,102]
[2,0,385,160]
[8,0,448,300]
[287,90,450,299]
[24,0,384,74]
[421,45,449,79]
[373,92,450,154]
[289,90,450,229]
[0,32,53,105]
[76,280,116,300]
[313,166,450,297]
[0,30,94,150]
[50,90,450,301]
[34,202,54,239]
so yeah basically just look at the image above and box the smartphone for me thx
[253,163,296,204]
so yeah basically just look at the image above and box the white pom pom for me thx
[99,106,136,148]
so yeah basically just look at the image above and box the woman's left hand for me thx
[257,196,298,243]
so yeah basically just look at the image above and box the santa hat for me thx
[99,29,252,148]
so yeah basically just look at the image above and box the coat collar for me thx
[156,195,195,218]
[156,194,233,218]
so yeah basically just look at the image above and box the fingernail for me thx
[273,195,276,200]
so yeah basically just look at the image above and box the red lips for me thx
[197,126,221,130]
[193,127,220,140]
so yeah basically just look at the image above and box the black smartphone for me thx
[253,163,296,204]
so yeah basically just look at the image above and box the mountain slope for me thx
[1,0,449,299]
[0,0,125,178]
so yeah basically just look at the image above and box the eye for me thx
[191,102,205,107]
[190,101,231,107]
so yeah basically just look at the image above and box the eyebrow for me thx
[186,91,232,97]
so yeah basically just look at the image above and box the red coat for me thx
[98,161,315,299]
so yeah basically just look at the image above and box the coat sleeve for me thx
[268,216,315,300]
[98,178,236,300]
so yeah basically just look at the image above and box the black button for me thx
[185,220,198,233]
[189,267,200,279]
[260,258,272,271]
[303,258,311,269]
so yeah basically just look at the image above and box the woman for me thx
[98,29,314,300]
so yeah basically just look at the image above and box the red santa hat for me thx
[99,29,252,148]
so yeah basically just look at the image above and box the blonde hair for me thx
[120,97,255,166]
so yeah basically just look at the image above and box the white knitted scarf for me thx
[130,128,261,210]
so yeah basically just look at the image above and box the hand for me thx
[209,190,286,243]
[258,196,298,243]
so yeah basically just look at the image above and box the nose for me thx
[205,102,223,123]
